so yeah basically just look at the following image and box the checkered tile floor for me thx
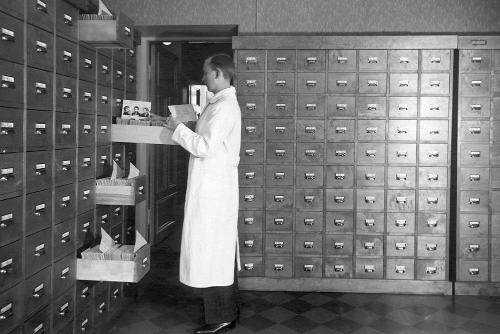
[109,228,500,334]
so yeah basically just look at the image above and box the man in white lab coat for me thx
[164,54,241,334]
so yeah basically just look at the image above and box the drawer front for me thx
[26,150,53,192]
[27,24,54,71]
[77,210,95,249]
[0,107,23,153]
[0,13,24,64]
[266,142,294,164]
[267,50,296,71]
[239,165,264,187]
[53,219,75,261]
[93,290,109,323]
[242,119,264,141]
[460,167,489,190]
[492,168,500,188]
[266,95,295,117]
[0,240,22,291]
[326,165,354,188]
[356,189,385,211]
[56,75,77,113]
[297,73,325,94]
[239,257,263,277]
[419,143,448,165]
[417,213,447,235]
[359,50,388,71]
[266,118,295,141]
[296,165,324,188]
[326,189,353,211]
[460,50,492,72]
[422,50,451,71]
[267,72,295,94]
[27,110,53,150]
[238,211,264,233]
[237,73,265,94]
[389,50,419,72]
[421,73,450,95]
[493,121,500,142]
[416,259,446,280]
[356,212,384,234]
[390,73,419,95]
[0,1,23,18]
[460,190,489,212]
[78,180,95,214]
[266,210,293,232]
[357,119,386,142]
[459,213,488,236]
[56,0,78,39]
[357,96,386,118]
[295,234,323,256]
[327,143,355,164]
[78,147,95,181]
[458,260,488,282]
[53,288,74,331]
[55,148,76,186]
[126,66,136,93]
[112,89,125,117]
[461,97,491,118]
[76,280,93,309]
[96,145,111,179]
[386,212,415,234]
[54,183,75,223]
[419,167,448,188]
[325,258,353,279]
[240,142,263,164]
[327,119,355,142]
[75,302,93,333]
[52,253,75,298]
[265,256,292,278]
[265,233,293,256]
[459,237,488,260]
[357,143,386,164]
[240,188,264,210]
[95,205,110,236]
[237,50,265,72]
[79,80,96,115]
[461,74,491,97]
[355,258,384,279]
[386,258,415,280]
[110,224,123,245]
[388,119,417,141]
[0,197,22,247]
[25,228,51,276]
[97,53,112,87]
[298,50,326,72]
[325,211,354,233]
[27,0,54,31]
[24,306,50,334]
[325,234,353,256]
[418,189,447,211]
[97,115,111,145]
[97,85,111,115]
[113,61,125,91]
[266,188,294,211]
[389,97,418,118]
[387,166,416,189]
[327,96,356,117]
[460,143,489,166]
[417,236,446,258]
[56,36,77,77]
[25,190,52,235]
[55,112,76,149]
[386,236,415,257]
[27,67,53,110]
[295,188,323,211]
[296,211,323,232]
[79,46,96,83]
[420,97,450,118]
[460,120,490,143]
[492,145,500,166]
[0,60,23,107]
[328,50,356,72]
[78,114,95,148]
[0,283,22,333]
[420,120,449,142]
[387,189,415,212]
[297,143,324,164]
[296,119,324,141]
[294,257,323,278]
[0,153,22,197]
[239,95,264,118]
[328,72,356,94]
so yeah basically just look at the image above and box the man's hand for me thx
[164,116,182,131]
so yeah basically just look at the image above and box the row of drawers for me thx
[0,61,135,109]
[243,119,452,142]
[237,49,455,72]
[240,142,452,165]
[238,256,447,281]
[236,72,456,95]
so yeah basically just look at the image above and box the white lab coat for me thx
[172,86,241,288]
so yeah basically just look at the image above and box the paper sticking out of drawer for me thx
[95,161,146,205]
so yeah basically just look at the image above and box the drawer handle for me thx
[366,150,376,157]
[469,244,480,252]
[305,103,317,110]
[365,173,376,181]
[83,124,92,134]
[274,195,284,202]
[469,268,480,275]
[366,127,377,134]
[244,263,254,270]
[427,197,438,204]
[365,219,375,227]
[245,172,255,179]
[82,158,92,167]
[399,80,409,87]
[32,283,45,299]
[142,257,149,268]
[274,126,286,134]
[274,218,284,225]
[124,26,132,37]
[1,75,15,89]
[0,213,14,228]
[129,75,135,83]
[60,267,70,279]
[428,173,439,181]
[62,88,72,99]
[82,189,91,200]
[275,104,286,111]
[0,302,13,320]
[98,302,106,314]
[334,264,344,272]
[116,99,122,107]
[244,103,256,111]
[35,82,47,95]
[305,126,316,134]
[64,14,73,26]
[335,173,345,180]
[430,57,441,63]
[35,123,46,135]
[336,103,347,111]
[471,57,483,64]
[34,243,46,257]
[304,195,315,203]
[399,57,410,64]
[276,57,288,64]
[367,80,379,87]
[245,149,255,156]
[275,80,287,87]
[61,124,72,135]
[274,264,284,271]
[61,196,71,207]
[428,151,440,158]
[304,241,314,248]
[364,265,375,273]
[36,40,47,53]
[397,128,408,134]
[274,172,285,179]
[429,80,441,87]
[333,219,344,226]
[396,173,407,181]
[469,127,481,134]
[35,163,46,176]
[426,243,437,251]
[101,214,108,224]
[396,197,407,204]
[101,96,109,104]
[84,58,93,69]
[0,122,15,135]
[244,240,254,248]
[469,151,481,158]
[395,242,407,250]
[365,196,375,204]
[0,167,14,182]
[113,207,121,216]
[304,218,315,226]
[116,70,123,78]
[427,219,438,228]
[429,105,440,111]
[244,194,254,202]
[34,203,46,216]
[334,196,345,203]
[398,104,408,111]
[426,266,437,274]
[429,128,440,135]
[36,0,47,12]
[113,288,120,299]
[395,265,406,274]
[367,104,377,111]
[244,56,257,64]
[305,172,315,180]
[81,318,90,331]
[469,197,480,205]
[368,56,379,64]
[471,80,482,87]
[81,222,91,233]
[468,221,480,228]
[336,80,348,87]
[1,28,15,42]
[334,242,344,249]
[100,125,108,134]
[470,104,482,111]
[395,219,406,227]
[274,241,284,248]
[337,56,348,64]
[305,149,317,157]
[245,126,256,134]
[0,258,13,275]
[306,80,317,87]
[101,65,109,74]
[304,264,314,271]
[306,57,318,64]
[83,92,92,102]
[469,174,480,181]
[336,127,347,134]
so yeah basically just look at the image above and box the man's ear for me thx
[215,68,223,79]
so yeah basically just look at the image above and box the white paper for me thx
[168,104,197,123]
[98,0,113,15]
[127,162,140,179]
[99,228,115,253]
[111,161,123,180]
[134,230,147,253]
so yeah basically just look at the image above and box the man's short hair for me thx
[206,54,235,84]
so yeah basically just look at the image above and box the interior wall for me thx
[103,0,500,33]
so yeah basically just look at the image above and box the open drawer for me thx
[95,174,146,205]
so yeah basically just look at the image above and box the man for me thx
[164,54,241,334]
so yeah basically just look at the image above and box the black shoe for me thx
[193,320,236,334]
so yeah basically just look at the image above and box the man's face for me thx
[202,60,216,93]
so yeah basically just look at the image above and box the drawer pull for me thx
[365,196,375,204]
[304,218,315,226]
[62,87,72,99]
[399,80,409,87]
[366,127,377,134]
[274,172,285,179]
[33,283,45,299]
[36,40,47,53]
[334,242,344,249]
[469,268,480,275]
[336,80,348,87]
[64,14,73,26]
[396,173,407,181]
[469,151,481,158]
[244,240,254,248]
[469,197,480,205]
[83,92,92,102]
[395,242,407,250]
[305,126,316,134]
[113,288,120,299]
[244,263,254,270]
[35,163,46,176]
[304,241,314,248]
[0,302,13,320]
[116,98,122,107]
[428,174,439,181]
[84,58,93,69]
[469,244,480,252]
[113,207,121,216]
[82,157,92,167]
[0,258,13,275]
[468,221,480,228]
[367,80,379,87]
[98,302,106,314]
[100,125,108,133]
[275,103,286,111]
[334,219,344,226]
[274,264,284,271]
[429,80,441,87]
[395,219,407,227]
[335,173,345,180]
[364,242,375,249]
[399,57,410,63]
[426,243,437,251]
[83,124,92,134]
[276,57,288,64]
[336,103,347,111]
[81,318,89,331]
[245,172,255,179]
[245,80,256,87]
[244,194,254,202]
[469,127,481,134]
[305,103,317,110]
[128,74,135,83]
[245,149,255,156]
[244,56,257,64]
[427,219,438,228]
[124,26,132,37]
[36,0,47,12]
[365,173,376,181]
[274,241,284,248]
[0,213,14,228]
[396,196,407,204]
[395,265,406,274]
[398,104,408,111]
[101,65,109,74]
[306,57,318,64]
[366,150,377,157]
[471,57,483,64]
[337,56,348,63]
[365,219,375,227]
[81,222,91,233]
[470,104,482,111]
[35,82,47,95]
[364,265,375,273]
[305,172,315,180]
[274,218,284,225]
[304,264,314,271]
[275,80,287,87]
[34,243,45,257]
[428,151,440,158]
[274,195,284,202]
[0,167,14,182]
[1,28,15,42]
[305,149,317,157]
[334,264,345,272]
[430,57,441,63]
[367,104,377,111]
[34,203,46,216]
[306,80,317,87]
[469,174,480,181]
[0,122,15,135]
[274,126,286,134]
[429,105,440,111]
[335,150,347,157]
[116,70,123,79]
[245,126,256,134]
[61,196,71,207]
[368,56,379,64]
[101,96,108,104]
[60,266,70,279]
[101,214,108,224]
[335,126,347,134]
[427,197,438,204]
[61,124,72,135]
[334,196,345,203]
[471,80,482,87]
[34,123,47,135]
[426,266,437,274]
[245,103,256,111]
[304,195,315,203]
[82,189,91,200]
[1,75,15,89]
[397,128,408,134]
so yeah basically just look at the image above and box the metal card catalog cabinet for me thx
[234,35,455,293]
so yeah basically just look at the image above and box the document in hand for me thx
[168,104,197,122]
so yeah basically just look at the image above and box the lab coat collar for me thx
[208,86,236,105]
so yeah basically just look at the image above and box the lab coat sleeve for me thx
[171,107,232,158]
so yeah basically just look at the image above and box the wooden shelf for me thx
[110,124,178,145]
